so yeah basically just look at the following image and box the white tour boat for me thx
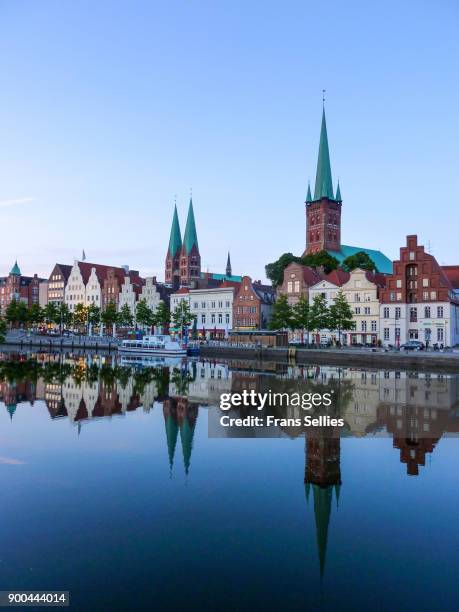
[119,334,186,356]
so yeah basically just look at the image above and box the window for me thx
[225,301,230,308]
[218,301,223,308]
[225,313,230,324]
[390,292,395,301]
[437,306,444,318]
[423,292,429,301]
[211,301,216,309]
[396,279,402,288]
[287,282,293,293]
[371,320,377,332]
[395,327,400,339]
[218,313,222,324]
[409,251,415,261]
[422,278,429,287]
[410,307,417,322]
[193,302,198,309]
[430,291,437,300]
[424,306,431,318]
[201,302,206,308]
[383,307,389,318]
[355,307,361,314]
[395,307,401,319]
[201,314,206,324]
[294,281,300,292]
[397,293,402,301]
[354,293,361,302]
[364,307,371,315]
[361,321,367,332]
[384,328,390,340]
[437,328,444,342]
[211,314,215,324]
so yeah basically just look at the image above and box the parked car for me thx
[400,340,425,351]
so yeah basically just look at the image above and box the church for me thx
[305,108,392,274]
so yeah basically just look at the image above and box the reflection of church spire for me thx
[304,432,342,580]
[180,415,196,475]
[6,404,16,421]
[165,413,179,473]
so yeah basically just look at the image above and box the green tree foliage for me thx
[118,303,134,328]
[101,302,119,335]
[328,290,354,345]
[28,304,43,329]
[309,294,330,338]
[268,294,294,330]
[0,316,6,344]
[154,301,170,331]
[73,303,88,329]
[342,251,377,272]
[136,299,154,329]
[265,251,339,286]
[171,301,195,338]
[6,299,29,327]
[43,302,59,325]
[87,303,100,327]
[291,294,314,343]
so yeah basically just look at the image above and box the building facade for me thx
[277,262,323,305]
[379,235,459,347]
[233,276,276,330]
[0,261,43,312]
[341,268,386,346]
[47,264,72,304]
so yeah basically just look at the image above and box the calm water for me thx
[1,353,458,611]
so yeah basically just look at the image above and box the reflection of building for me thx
[163,396,198,474]
[304,430,341,578]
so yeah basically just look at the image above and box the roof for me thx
[76,261,142,286]
[168,204,182,258]
[325,269,350,286]
[327,244,393,275]
[173,287,190,295]
[182,198,198,254]
[442,266,459,289]
[201,272,242,282]
[10,261,21,276]
[53,264,72,281]
[313,108,335,201]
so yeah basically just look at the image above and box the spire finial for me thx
[322,89,326,107]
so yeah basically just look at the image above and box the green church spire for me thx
[10,261,21,276]
[313,108,335,201]
[165,413,179,473]
[168,204,182,258]
[312,484,333,578]
[180,415,196,475]
[183,198,199,255]
[306,182,312,204]
[335,181,342,202]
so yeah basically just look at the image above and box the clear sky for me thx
[1,0,458,282]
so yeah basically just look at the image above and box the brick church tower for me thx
[165,204,182,287]
[179,198,201,286]
[305,108,342,254]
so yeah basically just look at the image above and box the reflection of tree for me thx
[171,366,193,397]
[133,368,154,396]
[0,359,40,386]
[152,367,170,401]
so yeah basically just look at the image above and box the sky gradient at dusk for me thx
[1,0,458,281]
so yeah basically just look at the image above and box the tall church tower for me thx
[165,204,182,287]
[305,108,342,255]
[180,198,201,286]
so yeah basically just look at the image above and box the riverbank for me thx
[1,331,118,353]
[200,344,459,373]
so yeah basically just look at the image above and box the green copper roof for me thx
[180,416,196,475]
[335,181,342,201]
[168,205,182,258]
[312,484,333,578]
[327,244,393,275]
[183,198,199,255]
[313,109,335,201]
[306,182,312,203]
[165,413,179,471]
[10,261,21,276]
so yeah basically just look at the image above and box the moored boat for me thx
[119,334,186,356]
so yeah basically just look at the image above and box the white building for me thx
[170,285,236,338]
[341,268,385,346]
[308,270,349,344]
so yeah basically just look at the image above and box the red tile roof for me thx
[325,269,350,286]
[442,266,459,289]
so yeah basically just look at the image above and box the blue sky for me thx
[0,0,458,281]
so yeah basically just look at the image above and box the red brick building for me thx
[277,262,323,305]
[233,276,276,330]
[379,235,459,347]
[0,261,43,312]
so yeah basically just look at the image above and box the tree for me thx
[118,303,134,328]
[87,303,100,334]
[171,301,195,340]
[292,294,313,344]
[136,299,154,330]
[6,299,19,327]
[309,294,330,343]
[328,290,354,346]
[101,302,119,336]
[43,302,59,326]
[342,251,377,272]
[269,294,294,330]
[0,316,6,344]
[154,301,170,333]
[28,304,43,330]
[73,303,88,331]
[58,302,73,330]
[265,250,339,287]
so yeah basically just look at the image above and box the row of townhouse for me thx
[0,261,45,312]
[47,261,167,319]
[170,276,276,339]
[278,235,459,347]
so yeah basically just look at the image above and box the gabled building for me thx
[233,276,276,330]
[47,263,72,304]
[379,235,459,347]
[304,108,392,274]
[278,262,323,305]
[0,261,43,311]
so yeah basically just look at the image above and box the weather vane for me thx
[322,89,326,106]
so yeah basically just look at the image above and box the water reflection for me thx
[1,355,459,481]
